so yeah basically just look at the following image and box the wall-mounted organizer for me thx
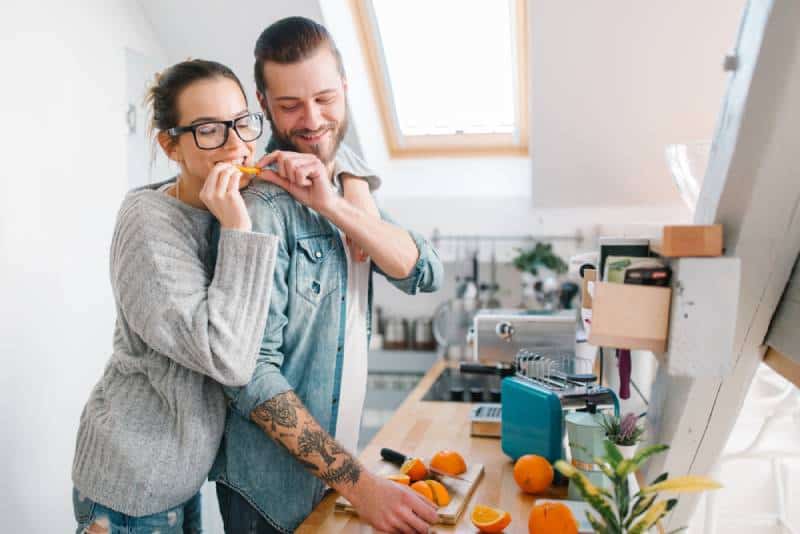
[585,226,740,377]
[588,282,672,352]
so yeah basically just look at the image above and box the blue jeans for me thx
[72,488,202,533]
[215,483,284,534]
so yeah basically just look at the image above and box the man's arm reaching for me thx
[249,391,438,533]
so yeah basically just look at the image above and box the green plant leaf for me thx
[650,472,669,486]
[586,512,611,534]
[568,471,620,531]
[594,456,617,481]
[625,494,656,529]
[628,500,669,534]
[618,475,631,523]
[642,475,722,494]
[604,439,624,468]
[630,444,669,471]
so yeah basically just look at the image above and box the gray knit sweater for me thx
[72,181,278,516]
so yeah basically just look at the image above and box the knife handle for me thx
[380,448,407,466]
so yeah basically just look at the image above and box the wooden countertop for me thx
[297,359,567,533]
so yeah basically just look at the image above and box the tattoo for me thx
[298,424,337,466]
[249,391,362,489]
[320,457,362,486]
[251,393,302,432]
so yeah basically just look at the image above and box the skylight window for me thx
[352,0,528,157]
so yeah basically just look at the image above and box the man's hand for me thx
[255,150,340,216]
[346,473,439,534]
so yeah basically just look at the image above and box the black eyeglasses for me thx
[168,112,264,150]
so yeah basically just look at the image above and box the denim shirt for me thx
[208,182,443,532]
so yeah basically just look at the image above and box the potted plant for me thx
[601,412,645,457]
[512,243,568,309]
[555,442,722,534]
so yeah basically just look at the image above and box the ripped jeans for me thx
[72,488,202,534]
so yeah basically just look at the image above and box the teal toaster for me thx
[500,374,618,463]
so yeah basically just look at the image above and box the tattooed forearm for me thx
[298,424,337,466]
[321,457,362,486]
[249,390,365,490]
[251,392,302,432]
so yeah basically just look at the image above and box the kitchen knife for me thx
[380,447,469,482]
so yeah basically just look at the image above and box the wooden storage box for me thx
[588,282,672,352]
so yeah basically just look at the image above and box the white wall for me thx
[0,1,167,530]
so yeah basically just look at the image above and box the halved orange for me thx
[430,450,467,476]
[410,480,434,503]
[471,505,512,533]
[400,457,428,482]
[386,473,411,485]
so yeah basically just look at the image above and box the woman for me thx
[70,59,280,533]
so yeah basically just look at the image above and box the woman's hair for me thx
[145,59,247,148]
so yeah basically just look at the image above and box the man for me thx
[209,16,444,534]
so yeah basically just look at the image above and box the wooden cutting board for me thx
[334,460,485,525]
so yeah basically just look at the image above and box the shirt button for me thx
[315,251,322,258]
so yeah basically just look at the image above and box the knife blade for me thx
[379,448,469,482]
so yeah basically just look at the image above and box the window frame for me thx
[349,0,529,158]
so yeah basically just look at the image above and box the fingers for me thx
[260,150,323,183]
[400,507,432,534]
[406,491,438,524]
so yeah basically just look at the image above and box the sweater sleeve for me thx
[110,196,279,386]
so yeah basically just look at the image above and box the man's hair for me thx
[253,16,346,95]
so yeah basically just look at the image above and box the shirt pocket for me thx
[295,235,339,305]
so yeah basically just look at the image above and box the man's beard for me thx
[268,110,348,165]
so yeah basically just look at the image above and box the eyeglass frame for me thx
[167,111,264,150]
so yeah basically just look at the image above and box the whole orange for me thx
[513,455,554,494]
[528,501,578,534]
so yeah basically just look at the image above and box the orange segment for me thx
[400,457,428,482]
[386,474,410,485]
[471,505,512,533]
[513,454,554,494]
[430,450,467,476]
[424,479,451,506]
[528,502,578,534]
[235,165,261,175]
[410,480,434,503]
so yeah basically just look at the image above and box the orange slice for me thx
[424,479,451,506]
[430,450,467,476]
[235,165,261,175]
[386,474,410,485]
[471,505,512,533]
[400,457,428,482]
[410,480,434,503]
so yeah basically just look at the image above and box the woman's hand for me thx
[342,175,379,262]
[199,162,251,231]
